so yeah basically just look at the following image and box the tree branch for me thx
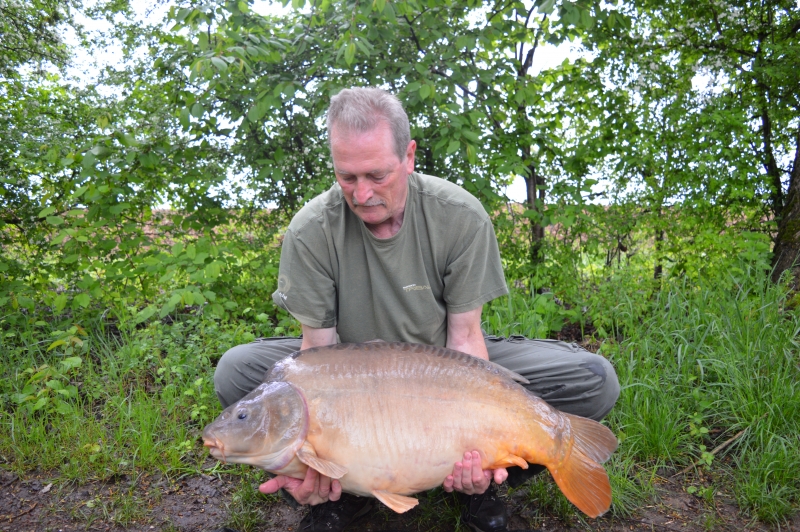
[402,15,426,56]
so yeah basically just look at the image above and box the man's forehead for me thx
[330,120,392,141]
[332,163,393,175]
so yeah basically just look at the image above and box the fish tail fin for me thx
[547,414,618,518]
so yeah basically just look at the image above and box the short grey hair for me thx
[326,87,411,162]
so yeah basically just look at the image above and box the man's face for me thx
[330,121,416,228]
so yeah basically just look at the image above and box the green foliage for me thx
[603,263,800,522]
[483,289,576,339]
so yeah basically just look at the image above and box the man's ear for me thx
[405,140,416,174]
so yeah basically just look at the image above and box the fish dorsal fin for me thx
[372,490,418,513]
[488,360,530,384]
[296,442,348,479]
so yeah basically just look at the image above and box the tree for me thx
[168,0,620,269]
[598,0,800,283]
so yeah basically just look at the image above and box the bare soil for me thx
[2,466,798,532]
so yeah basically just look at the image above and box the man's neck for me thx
[365,210,406,239]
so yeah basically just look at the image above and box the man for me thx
[214,87,619,532]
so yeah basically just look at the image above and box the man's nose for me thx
[353,178,373,204]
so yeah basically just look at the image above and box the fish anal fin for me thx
[372,490,418,513]
[363,338,386,343]
[296,442,348,479]
[491,454,529,470]
[549,449,612,518]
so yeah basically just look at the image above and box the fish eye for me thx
[237,411,247,420]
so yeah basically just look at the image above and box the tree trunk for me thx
[771,126,800,286]
[654,227,664,279]
[525,163,545,265]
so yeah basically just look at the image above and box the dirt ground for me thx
[2,466,798,532]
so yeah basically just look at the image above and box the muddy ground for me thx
[2,466,798,532]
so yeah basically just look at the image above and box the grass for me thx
[1,257,799,527]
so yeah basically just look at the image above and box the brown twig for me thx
[1,475,18,489]
[8,502,37,521]
[673,413,768,478]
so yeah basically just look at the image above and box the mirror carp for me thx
[202,341,618,517]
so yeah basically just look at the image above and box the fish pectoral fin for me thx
[372,490,418,513]
[296,444,348,479]
[492,454,529,470]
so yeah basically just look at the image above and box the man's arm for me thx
[300,324,338,351]
[446,306,488,360]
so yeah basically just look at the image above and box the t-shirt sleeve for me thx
[442,215,508,313]
[271,227,338,328]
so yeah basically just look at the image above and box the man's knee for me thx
[214,343,262,408]
[580,353,619,421]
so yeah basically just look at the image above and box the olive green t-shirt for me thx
[271,172,508,346]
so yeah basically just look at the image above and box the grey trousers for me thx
[213,335,619,422]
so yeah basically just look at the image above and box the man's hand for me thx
[442,450,508,495]
[259,467,342,506]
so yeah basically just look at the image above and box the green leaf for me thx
[47,339,67,351]
[537,0,557,15]
[134,305,157,324]
[74,293,91,308]
[344,42,356,65]
[580,9,594,29]
[419,84,431,100]
[205,261,222,279]
[46,380,64,391]
[38,206,56,218]
[447,140,461,154]
[61,357,83,370]
[46,216,64,226]
[90,145,112,158]
[53,294,68,312]
[211,57,228,72]
[191,103,204,118]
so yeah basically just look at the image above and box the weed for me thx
[223,471,280,531]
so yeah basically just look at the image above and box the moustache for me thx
[352,198,386,207]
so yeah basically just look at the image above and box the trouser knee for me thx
[581,354,620,421]
[214,344,257,408]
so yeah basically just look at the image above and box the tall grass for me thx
[600,265,799,523]
[483,262,799,523]
[0,315,258,483]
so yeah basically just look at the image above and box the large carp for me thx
[202,342,618,517]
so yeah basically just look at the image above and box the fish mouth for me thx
[203,436,226,462]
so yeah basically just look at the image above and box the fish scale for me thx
[203,341,618,517]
